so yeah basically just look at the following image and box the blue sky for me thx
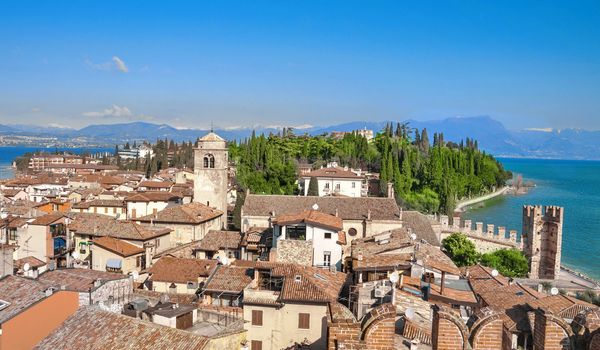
[1,1,599,130]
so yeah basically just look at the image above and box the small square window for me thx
[324,232,331,239]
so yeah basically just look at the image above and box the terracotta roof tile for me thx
[274,210,343,231]
[92,236,144,257]
[124,191,181,202]
[303,167,362,179]
[37,268,128,292]
[195,230,242,252]
[35,307,209,350]
[242,194,401,221]
[69,213,171,241]
[136,202,223,224]
[0,275,52,323]
[30,212,65,226]
[149,257,218,283]
[203,265,253,293]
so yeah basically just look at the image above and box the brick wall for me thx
[470,314,504,350]
[362,303,396,350]
[533,307,573,350]
[431,305,467,350]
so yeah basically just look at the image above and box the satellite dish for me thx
[72,251,80,260]
[221,256,230,266]
[410,233,417,241]
[389,271,400,284]
[405,307,415,320]
[132,271,139,280]
[312,203,319,210]
[23,263,30,272]
[550,287,559,296]
[491,269,499,277]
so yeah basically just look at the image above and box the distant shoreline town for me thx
[1,128,599,350]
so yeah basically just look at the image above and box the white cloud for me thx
[31,107,41,112]
[85,56,129,73]
[83,105,133,118]
[112,56,128,73]
[525,127,554,133]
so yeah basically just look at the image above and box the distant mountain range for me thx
[1,116,599,160]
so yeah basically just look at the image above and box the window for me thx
[335,183,340,190]
[136,256,142,267]
[323,251,331,267]
[324,183,330,189]
[352,182,356,188]
[204,154,215,168]
[251,310,263,326]
[324,232,331,239]
[113,207,117,214]
[155,238,160,248]
[348,228,358,236]
[286,225,306,240]
[251,340,263,350]
[104,207,108,214]
[298,313,310,329]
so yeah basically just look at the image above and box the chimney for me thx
[367,209,372,220]
[335,208,339,217]
[387,183,394,199]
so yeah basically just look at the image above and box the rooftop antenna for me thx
[210,121,214,133]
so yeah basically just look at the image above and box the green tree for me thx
[480,249,529,278]
[441,233,479,267]
[307,176,319,196]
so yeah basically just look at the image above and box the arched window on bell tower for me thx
[204,154,215,168]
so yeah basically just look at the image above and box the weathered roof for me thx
[303,167,362,179]
[124,191,181,202]
[72,199,125,209]
[203,265,253,293]
[69,214,171,240]
[274,210,343,231]
[198,132,225,142]
[30,212,65,226]
[194,230,242,252]
[92,236,144,257]
[149,257,218,283]
[34,307,209,350]
[138,180,174,188]
[37,268,128,292]
[0,275,52,323]
[402,210,440,246]
[353,253,413,271]
[351,228,413,258]
[136,202,223,224]
[526,294,597,319]
[14,256,47,270]
[242,194,401,221]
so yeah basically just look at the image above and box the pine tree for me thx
[307,176,319,196]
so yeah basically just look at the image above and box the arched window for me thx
[204,154,215,168]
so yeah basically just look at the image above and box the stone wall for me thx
[275,239,313,266]
[79,277,133,306]
[435,215,520,253]
[523,205,564,280]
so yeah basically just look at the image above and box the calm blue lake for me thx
[464,158,600,280]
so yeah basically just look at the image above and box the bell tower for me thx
[194,132,228,224]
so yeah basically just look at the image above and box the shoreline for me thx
[455,186,510,212]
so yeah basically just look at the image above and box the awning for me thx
[106,258,122,269]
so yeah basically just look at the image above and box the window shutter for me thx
[252,310,263,326]
[251,340,262,350]
[298,313,310,329]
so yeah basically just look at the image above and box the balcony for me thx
[50,224,67,238]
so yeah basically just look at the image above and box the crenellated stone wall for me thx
[434,215,520,253]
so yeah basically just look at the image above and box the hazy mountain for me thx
[1,117,599,160]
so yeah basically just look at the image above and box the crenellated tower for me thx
[522,205,563,279]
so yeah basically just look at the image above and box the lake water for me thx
[0,146,113,179]
[463,158,600,280]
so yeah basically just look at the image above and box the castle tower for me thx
[194,132,228,226]
[522,205,563,279]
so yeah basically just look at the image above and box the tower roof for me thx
[198,132,225,142]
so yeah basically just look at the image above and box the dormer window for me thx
[294,275,302,282]
[203,154,215,168]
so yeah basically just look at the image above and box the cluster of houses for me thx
[1,131,599,350]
